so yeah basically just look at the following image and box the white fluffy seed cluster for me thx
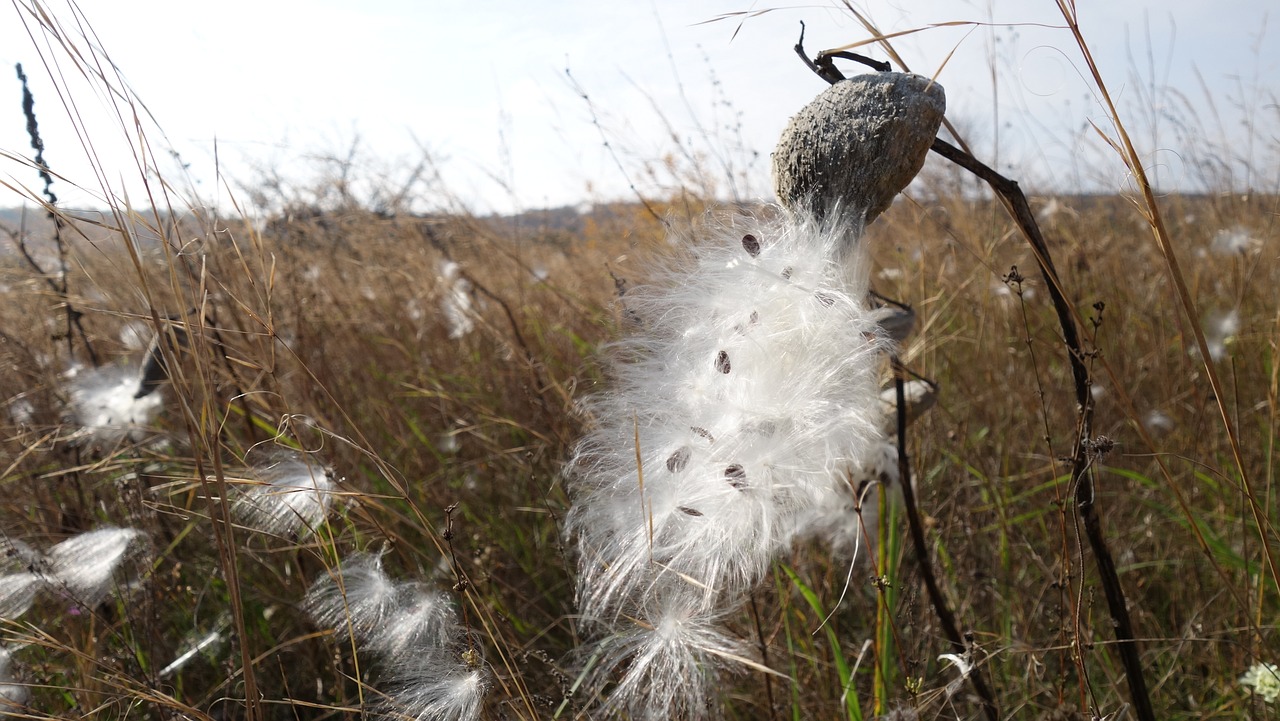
[303,553,486,721]
[65,363,164,449]
[0,527,145,618]
[565,208,890,717]
[230,453,337,538]
[564,70,947,716]
[0,527,147,716]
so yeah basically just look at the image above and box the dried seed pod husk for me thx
[878,379,939,432]
[773,72,945,226]
[870,303,917,345]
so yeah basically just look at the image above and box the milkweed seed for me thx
[678,506,703,517]
[733,310,760,335]
[667,447,692,473]
[691,426,715,443]
[725,464,747,489]
[742,233,761,257]
[715,350,731,374]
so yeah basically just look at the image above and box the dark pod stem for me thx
[927,136,1155,721]
[790,39,1154,720]
[776,46,1001,720]
[892,357,1000,721]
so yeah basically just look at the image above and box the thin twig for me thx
[748,592,778,720]
[563,67,666,229]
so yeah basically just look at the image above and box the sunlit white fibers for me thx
[565,207,889,714]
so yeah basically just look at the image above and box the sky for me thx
[1,1,1276,215]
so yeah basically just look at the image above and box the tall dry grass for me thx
[1,2,1278,720]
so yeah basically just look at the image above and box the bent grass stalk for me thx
[781,564,862,721]
[1054,4,1279,595]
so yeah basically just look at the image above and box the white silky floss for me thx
[568,209,886,618]
[565,71,947,718]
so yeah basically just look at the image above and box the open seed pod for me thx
[773,72,945,226]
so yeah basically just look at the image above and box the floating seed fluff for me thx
[566,72,945,718]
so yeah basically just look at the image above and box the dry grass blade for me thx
[1055,0,1280,603]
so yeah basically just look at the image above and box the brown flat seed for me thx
[734,310,760,335]
[742,233,761,257]
[725,464,747,489]
[678,506,703,517]
[666,447,692,473]
[715,350,731,374]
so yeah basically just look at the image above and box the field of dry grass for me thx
[1,182,1276,720]
[1,5,1279,721]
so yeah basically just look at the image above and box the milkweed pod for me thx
[773,72,945,226]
